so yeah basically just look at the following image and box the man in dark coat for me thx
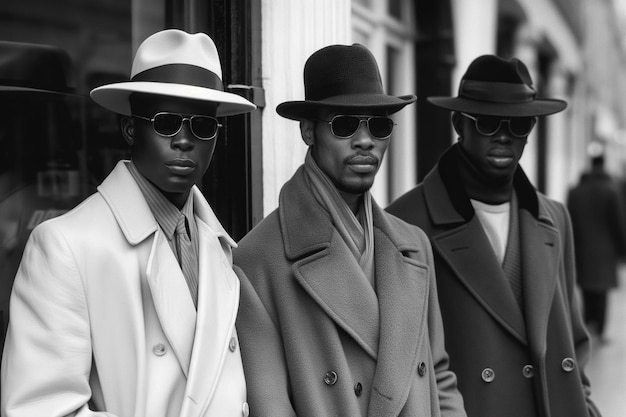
[387,55,600,417]
[234,44,466,417]
[567,151,626,340]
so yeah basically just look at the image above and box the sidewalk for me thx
[585,268,626,417]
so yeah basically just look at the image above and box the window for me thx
[351,0,417,205]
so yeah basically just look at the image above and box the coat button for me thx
[354,382,363,397]
[562,357,575,372]
[152,343,167,356]
[522,365,535,378]
[229,337,237,352]
[481,367,495,383]
[242,402,249,417]
[417,361,427,376]
[324,371,338,385]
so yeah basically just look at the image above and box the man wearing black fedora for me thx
[234,44,466,417]
[2,30,256,417]
[388,55,600,417]
[0,41,83,361]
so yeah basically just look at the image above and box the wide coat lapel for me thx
[367,205,428,416]
[98,161,197,376]
[283,168,380,358]
[423,168,528,345]
[146,233,198,375]
[519,207,559,357]
[181,187,240,417]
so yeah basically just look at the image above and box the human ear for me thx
[300,119,316,146]
[121,117,135,146]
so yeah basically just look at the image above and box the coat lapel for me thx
[367,208,427,416]
[431,216,528,344]
[283,167,380,358]
[519,209,559,356]
[99,161,197,375]
[145,232,197,375]
[181,189,240,417]
[293,234,380,358]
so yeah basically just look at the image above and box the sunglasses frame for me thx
[461,112,536,138]
[133,112,222,141]
[318,114,396,140]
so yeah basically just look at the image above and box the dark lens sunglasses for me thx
[461,112,536,138]
[319,115,395,140]
[134,112,222,140]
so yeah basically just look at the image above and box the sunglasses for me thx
[461,112,536,138]
[133,112,222,140]
[319,115,395,140]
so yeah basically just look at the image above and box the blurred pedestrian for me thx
[235,43,466,417]
[388,55,600,417]
[1,29,256,417]
[567,148,626,341]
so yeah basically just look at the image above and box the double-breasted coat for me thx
[1,161,248,417]
[234,166,466,417]
[387,146,600,417]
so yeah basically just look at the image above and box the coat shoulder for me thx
[234,209,286,274]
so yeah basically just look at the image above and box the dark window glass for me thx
[0,0,163,354]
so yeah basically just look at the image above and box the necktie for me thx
[175,215,198,308]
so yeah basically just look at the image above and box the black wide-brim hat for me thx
[277,43,416,120]
[0,41,76,96]
[428,55,567,117]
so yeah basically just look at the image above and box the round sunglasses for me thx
[133,112,222,140]
[318,115,395,140]
[461,112,537,138]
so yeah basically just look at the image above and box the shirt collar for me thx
[127,161,194,241]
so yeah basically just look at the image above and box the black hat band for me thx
[459,80,536,104]
[132,63,223,92]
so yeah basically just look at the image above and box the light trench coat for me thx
[1,161,247,417]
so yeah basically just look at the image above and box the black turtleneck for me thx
[456,144,515,205]
[436,144,540,222]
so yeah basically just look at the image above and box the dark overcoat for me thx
[235,166,466,417]
[387,146,600,417]
[567,170,626,291]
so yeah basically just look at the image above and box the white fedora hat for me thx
[90,29,256,117]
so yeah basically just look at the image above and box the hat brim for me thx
[427,96,567,117]
[0,86,78,97]
[277,93,416,120]
[90,81,256,117]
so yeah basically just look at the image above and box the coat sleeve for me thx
[235,265,297,417]
[1,222,117,417]
[559,204,602,417]
[423,236,467,417]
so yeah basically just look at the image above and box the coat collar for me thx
[280,166,422,260]
[97,161,236,249]
[426,144,548,226]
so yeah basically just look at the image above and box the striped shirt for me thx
[126,161,199,270]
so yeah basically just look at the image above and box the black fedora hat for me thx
[0,40,75,95]
[428,55,567,117]
[276,43,416,120]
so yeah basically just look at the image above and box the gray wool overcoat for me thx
[234,166,466,417]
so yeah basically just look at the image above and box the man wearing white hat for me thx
[1,29,255,417]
